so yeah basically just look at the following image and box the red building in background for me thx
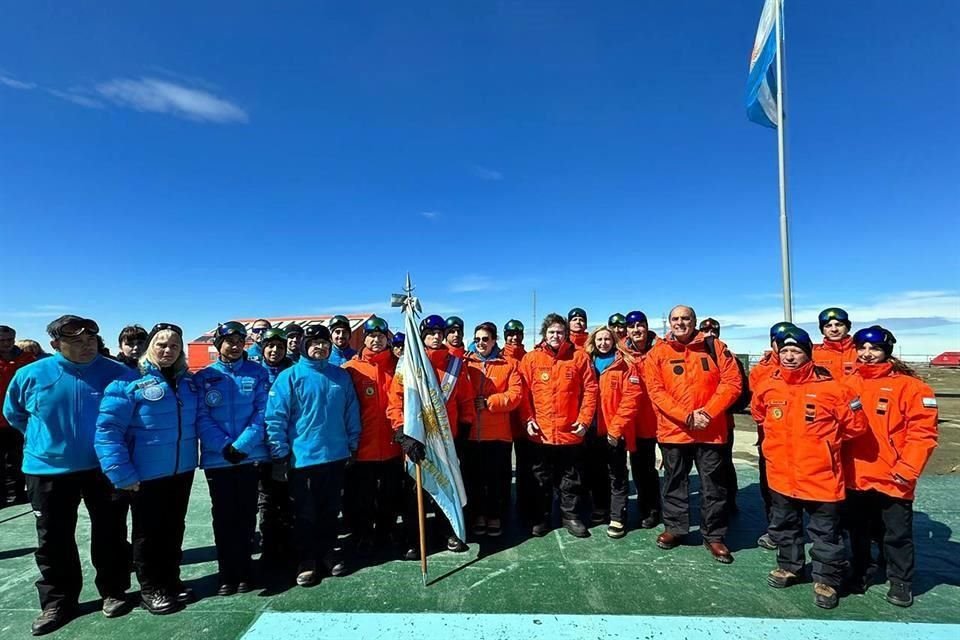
[187,314,378,371]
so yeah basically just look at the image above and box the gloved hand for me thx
[271,456,290,482]
[223,444,248,465]
[607,434,621,447]
[397,434,426,464]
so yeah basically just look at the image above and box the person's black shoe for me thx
[757,532,777,550]
[31,605,75,636]
[323,552,348,577]
[101,594,129,618]
[172,582,194,604]
[885,581,913,608]
[237,581,253,594]
[562,518,590,538]
[446,536,468,552]
[141,590,179,615]
[640,511,661,529]
[217,583,238,596]
[531,521,551,537]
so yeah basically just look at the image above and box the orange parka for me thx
[569,331,588,351]
[343,348,401,462]
[446,343,467,359]
[813,336,858,380]
[749,350,779,392]
[518,341,598,445]
[387,345,476,438]
[643,332,742,445]
[623,334,659,440]
[465,350,523,442]
[841,362,939,500]
[501,343,528,439]
[594,353,646,451]
[1,348,37,429]
[751,361,868,502]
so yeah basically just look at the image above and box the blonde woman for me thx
[96,323,201,615]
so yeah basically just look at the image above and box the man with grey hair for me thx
[643,305,743,564]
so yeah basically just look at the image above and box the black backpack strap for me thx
[703,335,718,364]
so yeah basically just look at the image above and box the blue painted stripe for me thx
[242,612,960,640]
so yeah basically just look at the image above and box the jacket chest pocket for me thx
[238,377,256,396]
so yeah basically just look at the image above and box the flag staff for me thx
[774,0,793,321]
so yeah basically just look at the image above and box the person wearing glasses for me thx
[463,322,523,537]
[342,317,403,556]
[444,316,466,358]
[607,313,628,343]
[813,307,857,379]
[95,323,200,616]
[265,324,360,586]
[246,319,272,364]
[327,316,356,367]
[3,316,133,634]
[284,323,303,363]
[194,322,270,596]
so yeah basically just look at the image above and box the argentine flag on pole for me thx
[746,0,780,128]
[393,278,468,542]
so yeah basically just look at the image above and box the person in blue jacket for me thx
[265,324,361,587]
[284,323,303,364]
[95,323,200,616]
[3,315,133,635]
[245,319,272,364]
[256,327,295,565]
[194,322,270,596]
[327,315,356,366]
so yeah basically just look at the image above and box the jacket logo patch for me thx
[672,365,684,375]
[876,397,889,416]
[241,379,255,393]
[769,399,787,406]
[922,397,938,408]
[771,407,784,420]
[540,372,550,382]
[205,390,223,407]
[804,403,816,422]
[628,376,641,384]
[364,386,376,397]
[849,397,863,411]
[143,385,165,402]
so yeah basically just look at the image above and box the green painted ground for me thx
[1,466,958,640]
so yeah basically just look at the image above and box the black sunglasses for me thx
[152,322,183,337]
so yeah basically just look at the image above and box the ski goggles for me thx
[818,308,849,327]
[363,317,389,335]
[56,318,100,338]
[853,326,896,350]
[608,314,627,328]
[216,321,247,338]
[151,322,183,337]
[262,328,287,343]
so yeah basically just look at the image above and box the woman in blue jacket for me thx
[95,323,199,615]
[265,324,360,587]
[194,322,269,596]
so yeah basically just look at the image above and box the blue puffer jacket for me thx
[261,357,293,388]
[3,354,133,475]
[246,343,264,364]
[328,345,356,367]
[265,355,361,469]
[95,363,200,488]
[194,358,270,469]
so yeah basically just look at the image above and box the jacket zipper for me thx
[174,380,183,475]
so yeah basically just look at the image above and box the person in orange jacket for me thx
[585,326,646,538]
[0,325,37,506]
[751,326,868,610]
[842,326,938,608]
[567,308,589,351]
[444,316,466,359]
[644,305,741,564]
[463,322,523,538]
[387,314,476,555]
[518,313,598,538]
[813,307,857,379]
[750,321,797,551]
[621,311,662,530]
[342,317,404,557]
[501,319,536,525]
[607,313,627,343]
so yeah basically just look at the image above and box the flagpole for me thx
[774,0,793,322]
[415,462,428,586]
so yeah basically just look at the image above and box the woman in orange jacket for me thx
[342,317,404,556]
[463,322,523,537]
[585,326,646,538]
[751,326,868,610]
[842,326,938,608]
[518,313,598,538]
[812,307,857,379]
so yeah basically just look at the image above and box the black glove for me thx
[271,456,290,482]
[397,434,426,464]
[223,444,248,465]
[456,423,472,443]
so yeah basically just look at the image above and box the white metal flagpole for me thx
[774,0,794,322]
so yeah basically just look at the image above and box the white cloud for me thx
[0,74,36,90]
[419,211,440,219]
[449,275,500,293]
[95,77,248,124]
[471,165,504,181]
[46,89,104,109]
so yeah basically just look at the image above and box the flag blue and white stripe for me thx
[397,304,468,542]
[746,0,780,128]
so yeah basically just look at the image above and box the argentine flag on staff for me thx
[746,0,781,128]
[396,300,468,542]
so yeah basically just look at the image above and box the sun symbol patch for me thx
[772,407,783,420]
[540,372,550,382]
[143,385,165,402]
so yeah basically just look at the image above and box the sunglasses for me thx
[474,336,493,343]
[251,327,270,334]
[152,322,183,337]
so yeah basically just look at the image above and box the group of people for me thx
[0,304,940,635]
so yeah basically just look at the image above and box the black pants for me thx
[847,489,914,587]
[769,490,844,586]
[583,429,611,517]
[721,421,738,507]
[1,428,26,503]
[659,443,728,541]
[629,438,661,520]
[514,438,537,523]
[531,443,584,523]
[757,425,773,523]
[27,470,130,610]
[343,458,404,540]
[130,471,194,594]
[289,460,346,571]
[462,440,512,521]
[258,462,294,560]
[205,465,259,583]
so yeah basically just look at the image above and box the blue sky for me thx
[1,1,958,357]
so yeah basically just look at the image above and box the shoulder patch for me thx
[849,397,863,411]
[922,397,938,408]
[142,385,164,401]
[136,379,159,390]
